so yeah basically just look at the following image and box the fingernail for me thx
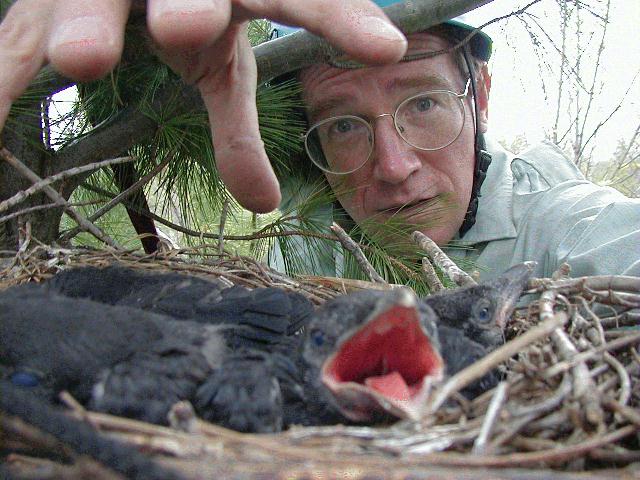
[150,0,217,18]
[360,16,407,45]
[50,16,112,49]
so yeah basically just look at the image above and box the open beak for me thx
[321,289,443,422]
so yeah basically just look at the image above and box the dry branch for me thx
[412,231,476,286]
[331,222,387,284]
[0,156,134,214]
[0,148,120,249]
[58,153,173,244]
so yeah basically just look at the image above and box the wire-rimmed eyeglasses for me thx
[303,79,471,175]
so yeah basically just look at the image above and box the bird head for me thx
[302,288,443,422]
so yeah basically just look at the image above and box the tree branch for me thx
[0,148,119,249]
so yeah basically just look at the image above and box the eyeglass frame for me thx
[302,78,472,175]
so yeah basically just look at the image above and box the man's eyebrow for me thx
[306,74,455,123]
[384,74,453,92]
[306,95,354,124]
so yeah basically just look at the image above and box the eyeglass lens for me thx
[305,90,465,174]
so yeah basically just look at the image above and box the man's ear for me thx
[476,64,491,134]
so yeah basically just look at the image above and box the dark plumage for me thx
[425,263,534,396]
[1,267,313,433]
[295,287,443,424]
[293,263,534,423]
[1,263,532,437]
[1,380,186,480]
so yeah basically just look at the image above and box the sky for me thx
[469,0,639,161]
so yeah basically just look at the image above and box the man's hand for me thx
[0,0,407,212]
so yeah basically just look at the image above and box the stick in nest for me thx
[330,222,387,284]
[412,231,476,287]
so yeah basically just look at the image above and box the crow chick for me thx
[294,287,443,424]
[424,263,534,396]
[293,263,533,424]
[1,278,311,433]
[47,265,310,338]
[1,380,187,480]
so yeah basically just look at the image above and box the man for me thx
[1,1,638,280]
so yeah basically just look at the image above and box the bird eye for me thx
[10,371,40,387]
[310,329,325,347]
[473,299,493,324]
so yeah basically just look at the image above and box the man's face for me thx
[300,33,489,246]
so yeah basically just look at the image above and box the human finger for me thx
[47,0,130,82]
[198,23,281,213]
[232,0,407,65]
[147,0,231,52]
[0,0,55,131]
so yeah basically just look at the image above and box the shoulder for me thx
[494,139,586,195]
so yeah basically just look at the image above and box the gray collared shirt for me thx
[445,138,640,280]
[270,138,640,281]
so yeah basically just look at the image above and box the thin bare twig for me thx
[412,231,476,287]
[0,147,119,249]
[421,257,444,292]
[58,152,173,244]
[472,382,508,455]
[0,156,134,214]
[331,222,386,284]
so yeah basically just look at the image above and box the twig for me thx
[603,398,640,427]
[542,289,605,430]
[58,152,173,244]
[0,147,120,249]
[0,200,104,224]
[426,312,568,415]
[543,332,640,379]
[330,222,386,284]
[411,231,476,287]
[421,257,444,292]
[0,156,134,214]
[472,382,508,455]
[528,275,640,296]
[602,353,631,407]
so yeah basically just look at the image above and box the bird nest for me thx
[1,244,639,480]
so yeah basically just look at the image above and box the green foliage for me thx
[590,136,640,198]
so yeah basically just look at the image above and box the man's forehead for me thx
[300,32,458,120]
[300,32,452,84]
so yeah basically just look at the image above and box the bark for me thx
[111,163,159,254]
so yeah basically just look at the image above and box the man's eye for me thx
[332,119,354,134]
[414,96,434,112]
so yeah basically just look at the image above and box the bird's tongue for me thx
[322,302,443,421]
[364,371,411,401]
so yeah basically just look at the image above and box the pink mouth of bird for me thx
[321,303,443,421]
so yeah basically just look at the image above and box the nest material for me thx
[1,244,639,480]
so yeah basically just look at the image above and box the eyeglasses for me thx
[304,79,471,175]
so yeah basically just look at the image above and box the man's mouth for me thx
[321,290,443,422]
[377,197,438,218]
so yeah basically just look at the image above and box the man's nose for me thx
[371,116,421,184]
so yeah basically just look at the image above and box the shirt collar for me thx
[456,137,517,244]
